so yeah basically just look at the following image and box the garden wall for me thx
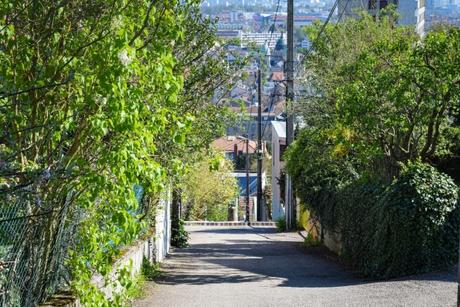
[39,193,172,306]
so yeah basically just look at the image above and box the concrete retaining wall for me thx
[40,192,171,306]
[92,238,153,299]
[154,191,171,262]
[95,192,172,299]
[322,227,343,255]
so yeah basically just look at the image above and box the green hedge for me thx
[335,178,384,273]
[303,162,459,278]
[367,163,458,278]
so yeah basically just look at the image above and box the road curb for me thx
[184,221,276,227]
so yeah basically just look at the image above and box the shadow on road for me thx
[156,227,456,289]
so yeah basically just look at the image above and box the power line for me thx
[261,0,344,139]
[266,0,282,50]
[252,0,284,142]
[259,0,348,139]
[293,0,351,80]
[243,0,280,134]
[251,1,282,220]
[244,0,347,133]
[261,82,282,140]
[241,0,281,143]
[243,1,348,150]
[292,0,340,79]
[293,0,351,102]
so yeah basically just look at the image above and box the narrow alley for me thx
[135,226,457,307]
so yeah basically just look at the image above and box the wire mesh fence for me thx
[0,184,148,306]
[0,190,75,307]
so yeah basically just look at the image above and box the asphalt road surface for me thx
[134,226,457,307]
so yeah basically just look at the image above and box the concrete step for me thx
[184,221,276,227]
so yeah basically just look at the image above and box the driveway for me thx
[134,226,457,307]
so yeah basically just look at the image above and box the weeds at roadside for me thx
[142,257,162,281]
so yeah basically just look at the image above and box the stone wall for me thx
[95,192,172,299]
[40,191,171,306]
[321,227,343,255]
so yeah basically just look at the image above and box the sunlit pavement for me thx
[134,226,456,307]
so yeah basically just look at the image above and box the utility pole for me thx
[376,0,380,21]
[245,137,250,225]
[458,232,460,307]
[285,0,295,230]
[257,69,263,221]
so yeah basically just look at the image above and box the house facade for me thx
[211,136,265,222]
[271,121,286,221]
[339,0,425,36]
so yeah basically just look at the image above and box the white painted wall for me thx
[398,0,425,36]
[91,190,172,300]
[154,189,171,262]
[271,121,286,221]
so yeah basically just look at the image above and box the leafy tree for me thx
[298,13,460,179]
[285,10,460,279]
[182,152,239,221]
[0,0,238,305]
[153,4,244,246]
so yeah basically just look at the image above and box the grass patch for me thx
[275,216,286,232]
[125,273,146,301]
[141,257,162,281]
[302,232,321,247]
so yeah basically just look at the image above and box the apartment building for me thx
[338,0,425,35]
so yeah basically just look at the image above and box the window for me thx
[279,144,287,161]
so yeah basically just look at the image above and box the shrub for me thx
[303,232,321,247]
[304,162,459,279]
[438,202,460,267]
[366,162,459,278]
[182,153,239,221]
[141,257,162,281]
[285,128,359,233]
[335,178,384,272]
[171,219,189,248]
[276,216,286,232]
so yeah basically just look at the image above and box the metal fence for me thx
[0,190,74,307]
[0,184,147,306]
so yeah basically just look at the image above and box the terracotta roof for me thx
[274,100,286,116]
[246,106,258,114]
[270,72,284,81]
[211,136,257,153]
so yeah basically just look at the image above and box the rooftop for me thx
[211,136,257,153]
[271,121,286,139]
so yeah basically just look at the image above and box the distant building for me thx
[217,30,242,40]
[338,0,425,36]
[217,31,287,50]
[212,136,257,161]
[261,43,271,67]
[273,14,322,27]
[301,39,311,49]
[271,121,286,220]
[425,0,460,28]
[399,0,426,35]
[216,11,245,23]
[271,35,286,67]
[211,136,265,222]
[240,32,286,49]
[217,23,244,30]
